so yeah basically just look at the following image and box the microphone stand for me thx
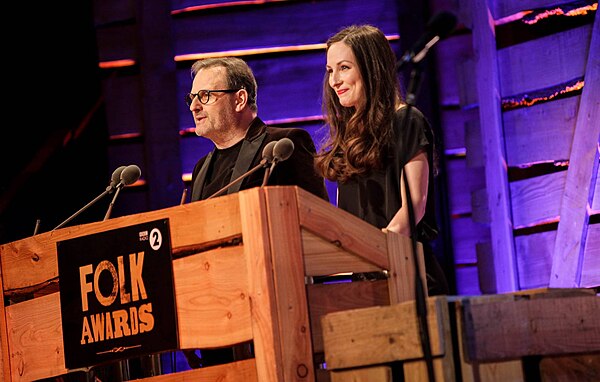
[262,159,281,187]
[399,61,435,382]
[261,166,271,187]
[52,186,113,231]
[103,185,123,221]
[208,160,269,199]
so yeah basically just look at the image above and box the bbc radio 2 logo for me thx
[139,227,163,251]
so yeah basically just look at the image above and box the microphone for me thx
[52,165,130,231]
[397,11,457,69]
[265,138,294,185]
[261,140,278,186]
[104,164,141,220]
[208,141,277,199]
[108,165,127,193]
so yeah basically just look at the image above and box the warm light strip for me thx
[494,3,597,25]
[128,179,147,188]
[176,43,322,61]
[99,59,136,69]
[109,132,142,141]
[521,3,597,24]
[502,80,584,110]
[174,35,400,62]
[263,114,324,125]
[495,11,533,25]
[179,115,324,136]
[444,147,467,157]
[171,0,289,15]
[513,216,560,231]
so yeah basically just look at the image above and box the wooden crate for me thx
[322,288,600,381]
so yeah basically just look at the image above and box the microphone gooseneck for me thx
[208,141,276,199]
[265,138,295,186]
[104,164,142,221]
[262,140,277,164]
[52,165,133,231]
[397,11,457,69]
[261,140,279,186]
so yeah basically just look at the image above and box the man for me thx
[187,56,329,202]
[183,57,329,368]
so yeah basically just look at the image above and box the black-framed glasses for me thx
[184,89,240,106]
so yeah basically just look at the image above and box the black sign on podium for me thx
[57,219,178,369]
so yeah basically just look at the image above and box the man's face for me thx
[189,66,239,142]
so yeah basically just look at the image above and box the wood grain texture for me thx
[0,194,241,292]
[386,231,425,304]
[470,0,518,292]
[330,366,391,382]
[301,230,381,276]
[174,246,252,349]
[503,97,578,167]
[453,296,524,382]
[296,187,388,270]
[462,294,600,361]
[307,280,389,353]
[515,230,556,289]
[497,24,592,98]
[539,353,600,382]
[581,223,600,287]
[264,187,314,381]
[238,187,282,382]
[140,358,258,381]
[5,293,67,381]
[322,296,448,370]
[551,13,600,287]
[510,171,565,228]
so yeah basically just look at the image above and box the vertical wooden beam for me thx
[0,266,11,381]
[468,0,518,292]
[386,232,425,304]
[550,13,600,287]
[239,188,283,382]
[136,0,183,210]
[263,187,314,381]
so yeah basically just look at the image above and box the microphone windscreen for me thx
[121,165,141,186]
[427,11,457,39]
[110,165,127,188]
[273,138,294,162]
[262,140,277,162]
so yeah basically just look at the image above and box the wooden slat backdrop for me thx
[171,0,399,55]
[491,0,592,20]
[503,97,578,167]
[550,11,599,287]
[497,25,592,98]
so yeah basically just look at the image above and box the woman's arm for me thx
[385,150,429,235]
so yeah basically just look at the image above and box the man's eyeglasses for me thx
[184,89,240,106]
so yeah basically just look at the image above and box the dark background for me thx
[1,2,108,244]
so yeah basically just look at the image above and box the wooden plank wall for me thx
[431,0,599,293]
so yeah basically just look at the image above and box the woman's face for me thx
[326,41,365,110]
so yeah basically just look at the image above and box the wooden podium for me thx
[0,186,423,381]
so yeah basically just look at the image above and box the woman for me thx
[315,24,449,295]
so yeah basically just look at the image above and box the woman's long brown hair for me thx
[315,25,402,183]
